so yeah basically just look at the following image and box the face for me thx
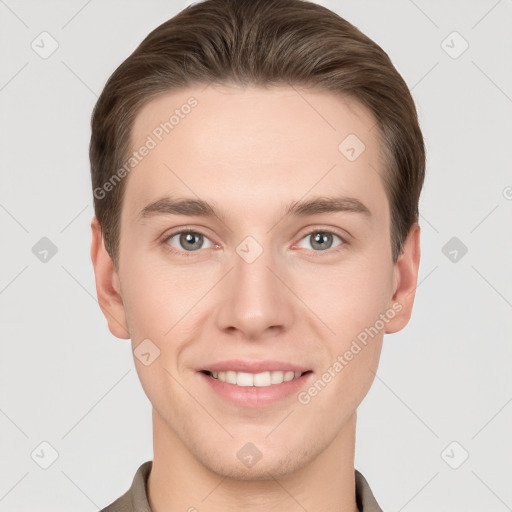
[91,83,420,480]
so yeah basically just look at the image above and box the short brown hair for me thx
[90,0,425,269]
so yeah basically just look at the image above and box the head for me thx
[90,0,424,480]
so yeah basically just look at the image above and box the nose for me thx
[214,241,295,341]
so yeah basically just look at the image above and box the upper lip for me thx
[200,360,311,374]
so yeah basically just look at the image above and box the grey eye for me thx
[298,231,343,251]
[167,231,213,252]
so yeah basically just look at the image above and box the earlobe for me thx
[90,217,130,339]
[385,223,421,334]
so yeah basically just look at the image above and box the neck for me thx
[147,409,359,512]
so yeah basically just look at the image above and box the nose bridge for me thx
[215,234,294,338]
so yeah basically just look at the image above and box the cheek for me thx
[298,261,388,414]
[120,251,210,337]
[319,339,382,419]
[295,255,393,337]
[121,262,199,410]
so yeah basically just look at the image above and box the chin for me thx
[198,443,312,481]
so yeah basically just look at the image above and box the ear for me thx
[385,222,421,334]
[90,217,130,339]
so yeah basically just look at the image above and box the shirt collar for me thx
[102,460,383,512]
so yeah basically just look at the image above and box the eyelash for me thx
[162,227,348,258]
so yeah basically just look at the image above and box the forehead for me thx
[123,83,388,225]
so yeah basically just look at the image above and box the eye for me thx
[296,229,346,252]
[164,229,214,254]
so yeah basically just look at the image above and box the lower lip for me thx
[198,371,313,407]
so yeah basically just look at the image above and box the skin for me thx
[91,83,420,512]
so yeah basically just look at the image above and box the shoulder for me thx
[100,460,153,512]
[355,469,384,512]
[100,489,133,512]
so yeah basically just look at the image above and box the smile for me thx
[203,370,309,386]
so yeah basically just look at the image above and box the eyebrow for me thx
[138,195,372,221]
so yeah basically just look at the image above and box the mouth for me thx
[200,369,313,387]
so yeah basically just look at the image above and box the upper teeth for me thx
[210,370,302,386]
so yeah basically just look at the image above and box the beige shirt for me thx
[100,460,384,512]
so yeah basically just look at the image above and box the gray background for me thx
[1,0,511,510]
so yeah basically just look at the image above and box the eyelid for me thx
[162,225,215,241]
[297,225,349,243]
